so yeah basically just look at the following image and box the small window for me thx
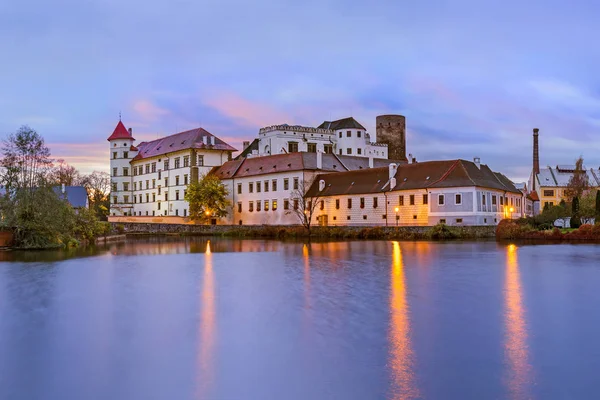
[347,216,351,220]
[293,177,299,190]
[347,198,352,209]
[183,156,189,167]
[346,131,351,137]
[264,201,269,211]
[333,216,337,220]
[272,179,277,191]
[357,148,362,155]
[373,197,378,208]
[363,215,367,220]
[492,196,497,205]
[288,142,299,153]
[320,200,324,210]
[440,219,446,224]
[357,131,362,138]
[284,179,289,190]
[175,176,180,186]
[346,148,352,155]
[360,198,365,209]
[336,199,340,209]
[482,194,486,205]
[455,194,462,205]
[249,201,254,212]
[175,190,180,200]
[307,143,317,153]
[484,218,487,223]
[413,215,417,219]
[151,163,156,173]
[438,195,445,205]
[410,195,415,205]
[284,199,289,210]
[264,180,269,192]
[257,181,261,192]
[184,175,188,185]
[198,155,204,166]
[399,195,404,206]
[422,194,428,205]
[456,218,463,224]
[293,199,299,210]
[113,152,117,159]
[543,189,554,197]
[257,200,262,212]
[273,200,278,211]
[237,183,242,194]
[249,182,254,193]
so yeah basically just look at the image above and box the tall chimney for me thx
[533,128,540,177]
[243,141,250,150]
[128,127,132,136]
[316,150,323,169]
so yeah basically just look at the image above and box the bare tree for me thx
[82,171,111,219]
[49,159,82,186]
[565,157,590,201]
[1,125,52,196]
[287,177,325,234]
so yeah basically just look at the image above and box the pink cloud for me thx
[132,99,171,123]
[47,142,109,174]
[204,92,292,128]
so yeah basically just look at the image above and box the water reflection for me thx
[196,240,216,399]
[504,244,532,399]
[389,241,420,399]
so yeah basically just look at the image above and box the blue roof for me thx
[52,186,88,208]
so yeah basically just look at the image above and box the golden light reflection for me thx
[197,240,215,398]
[302,243,312,330]
[389,241,420,400]
[504,244,532,399]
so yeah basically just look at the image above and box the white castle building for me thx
[108,120,236,218]
[239,117,389,159]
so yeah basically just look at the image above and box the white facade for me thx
[256,124,388,160]
[109,137,136,216]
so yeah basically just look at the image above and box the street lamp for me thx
[509,207,514,220]
[394,207,399,227]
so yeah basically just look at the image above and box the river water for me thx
[1,237,600,399]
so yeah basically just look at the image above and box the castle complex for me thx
[109,114,525,226]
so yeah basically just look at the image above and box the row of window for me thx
[338,130,363,139]
[239,199,286,212]
[126,155,205,176]
[117,209,189,217]
[238,177,298,194]
[113,189,186,204]
[112,151,129,159]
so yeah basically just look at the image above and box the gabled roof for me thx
[131,127,236,161]
[52,186,88,208]
[317,117,366,131]
[107,120,134,141]
[306,159,521,197]
[536,166,600,187]
[528,191,540,201]
[234,138,259,160]
[213,153,405,179]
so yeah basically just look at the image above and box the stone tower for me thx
[376,115,407,162]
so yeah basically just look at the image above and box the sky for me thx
[2,0,600,182]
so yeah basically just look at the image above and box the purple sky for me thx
[2,0,600,182]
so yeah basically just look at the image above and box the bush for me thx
[571,216,582,229]
[115,224,125,234]
[496,219,536,240]
[429,223,458,240]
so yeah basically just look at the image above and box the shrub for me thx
[570,216,582,229]
[429,223,458,240]
[115,224,125,234]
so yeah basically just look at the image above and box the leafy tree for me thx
[287,177,325,235]
[565,157,589,201]
[185,174,230,222]
[595,190,600,221]
[543,202,550,212]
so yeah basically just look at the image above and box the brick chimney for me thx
[533,128,540,176]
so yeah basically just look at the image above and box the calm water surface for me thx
[1,237,600,399]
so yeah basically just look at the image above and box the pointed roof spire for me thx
[107,120,135,141]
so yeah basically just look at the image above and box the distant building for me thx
[53,185,89,210]
[238,115,407,161]
[527,128,600,212]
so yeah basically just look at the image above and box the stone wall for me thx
[376,114,407,162]
[110,222,497,239]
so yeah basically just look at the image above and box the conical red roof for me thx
[107,120,134,141]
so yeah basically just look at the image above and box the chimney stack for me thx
[316,150,323,169]
[533,128,540,177]
[474,157,481,169]
[243,141,250,150]
[128,127,132,136]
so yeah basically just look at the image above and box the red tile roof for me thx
[131,127,236,161]
[528,191,540,201]
[107,120,134,141]
[306,159,521,197]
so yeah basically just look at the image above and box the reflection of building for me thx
[527,128,600,213]
[305,158,523,226]
[107,120,236,218]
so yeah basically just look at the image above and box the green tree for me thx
[571,196,581,228]
[82,171,111,220]
[184,174,230,222]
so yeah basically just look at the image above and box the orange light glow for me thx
[205,210,211,216]
[504,244,532,399]
[510,207,514,213]
[395,207,399,213]
[197,239,215,397]
[389,241,420,399]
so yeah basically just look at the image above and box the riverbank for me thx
[111,222,497,240]
[496,220,600,241]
